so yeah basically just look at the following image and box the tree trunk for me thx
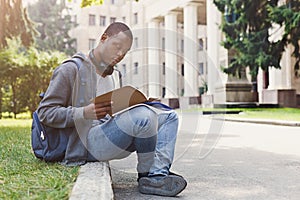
[0,87,2,119]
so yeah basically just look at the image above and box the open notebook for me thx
[92,85,164,116]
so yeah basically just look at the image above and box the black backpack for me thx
[31,55,84,162]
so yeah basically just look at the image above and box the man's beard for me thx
[101,64,114,77]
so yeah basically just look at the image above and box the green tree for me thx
[1,86,13,117]
[28,0,77,55]
[68,0,138,7]
[213,0,300,85]
[0,0,37,117]
[0,38,66,118]
[269,0,300,77]
[24,49,67,115]
[77,0,104,7]
[0,38,28,118]
[0,0,36,48]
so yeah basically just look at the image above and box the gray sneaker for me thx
[138,174,187,197]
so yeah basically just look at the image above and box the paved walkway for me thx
[69,114,300,200]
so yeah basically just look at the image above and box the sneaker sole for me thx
[138,175,187,197]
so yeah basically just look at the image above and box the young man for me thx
[37,22,187,197]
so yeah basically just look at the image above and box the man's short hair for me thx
[104,22,133,41]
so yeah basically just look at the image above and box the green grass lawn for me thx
[187,107,300,122]
[0,119,79,200]
[229,107,300,121]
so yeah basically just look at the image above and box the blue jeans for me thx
[87,105,178,176]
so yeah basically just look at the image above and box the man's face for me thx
[100,31,132,68]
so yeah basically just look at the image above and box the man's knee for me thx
[130,106,158,135]
[115,105,158,137]
[168,111,178,122]
[162,110,179,127]
[131,105,157,122]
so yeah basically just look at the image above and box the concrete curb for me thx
[222,117,300,127]
[69,161,114,200]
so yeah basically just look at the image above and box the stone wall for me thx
[261,89,297,108]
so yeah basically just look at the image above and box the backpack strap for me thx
[67,57,82,70]
[33,111,46,141]
[62,53,84,70]
[63,53,86,106]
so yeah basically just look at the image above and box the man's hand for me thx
[84,101,113,119]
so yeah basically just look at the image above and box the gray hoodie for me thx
[37,52,97,166]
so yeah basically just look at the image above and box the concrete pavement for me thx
[110,114,300,200]
[69,113,300,200]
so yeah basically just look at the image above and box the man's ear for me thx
[100,33,108,42]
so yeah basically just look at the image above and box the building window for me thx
[89,14,96,26]
[162,37,165,50]
[134,62,138,74]
[181,64,184,76]
[110,17,116,24]
[89,39,96,50]
[199,63,204,75]
[162,62,165,75]
[100,16,106,26]
[134,37,138,48]
[133,13,138,24]
[122,64,126,77]
[199,38,204,51]
[181,39,184,52]
[162,87,166,98]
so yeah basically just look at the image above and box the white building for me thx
[67,0,299,108]
[206,0,300,107]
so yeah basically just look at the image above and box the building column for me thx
[206,0,221,96]
[268,68,282,90]
[183,3,198,97]
[283,45,292,89]
[268,45,293,90]
[165,11,178,98]
[148,19,161,98]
